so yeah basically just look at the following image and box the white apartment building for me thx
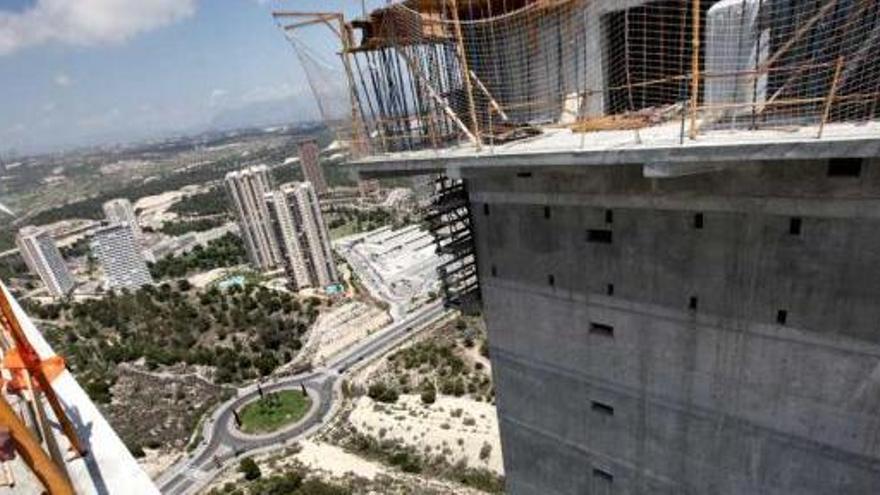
[15,226,75,297]
[297,139,327,194]
[224,165,282,271]
[102,198,142,243]
[265,182,338,289]
[90,223,153,291]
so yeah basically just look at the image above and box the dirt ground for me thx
[349,394,504,474]
[204,441,490,495]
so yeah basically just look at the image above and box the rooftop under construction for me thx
[275,0,880,158]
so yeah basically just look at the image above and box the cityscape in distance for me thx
[1,1,880,495]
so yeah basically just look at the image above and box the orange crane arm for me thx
[0,288,86,456]
[0,394,74,495]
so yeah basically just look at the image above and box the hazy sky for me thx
[0,0,381,155]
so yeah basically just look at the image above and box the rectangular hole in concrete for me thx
[590,322,614,338]
[593,468,614,483]
[689,296,698,310]
[544,206,551,219]
[606,283,614,296]
[491,265,497,277]
[516,172,533,178]
[483,203,490,216]
[828,158,862,177]
[789,217,802,235]
[591,401,614,416]
[605,209,613,224]
[587,229,613,244]
[694,213,704,229]
[548,274,555,287]
[777,309,788,325]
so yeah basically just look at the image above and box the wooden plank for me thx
[689,0,701,139]
[469,70,509,121]
[450,0,482,149]
[0,395,74,495]
[818,56,845,139]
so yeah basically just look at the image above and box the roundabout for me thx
[237,389,313,434]
[230,386,321,439]
[157,301,448,495]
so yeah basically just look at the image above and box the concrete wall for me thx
[466,158,880,494]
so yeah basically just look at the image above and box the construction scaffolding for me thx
[274,0,880,155]
[426,176,481,315]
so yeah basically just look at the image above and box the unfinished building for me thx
[277,1,880,493]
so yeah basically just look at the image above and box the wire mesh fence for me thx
[276,0,880,157]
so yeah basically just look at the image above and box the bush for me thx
[238,457,262,481]
[83,376,114,404]
[480,342,490,358]
[250,470,302,494]
[160,217,226,236]
[298,479,351,495]
[128,443,145,458]
[389,450,422,473]
[420,382,436,405]
[367,382,399,403]
[479,442,492,461]
[452,377,466,397]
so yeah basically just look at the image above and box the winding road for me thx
[157,301,448,495]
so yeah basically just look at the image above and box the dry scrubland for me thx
[324,316,505,493]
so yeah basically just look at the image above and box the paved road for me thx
[157,301,448,495]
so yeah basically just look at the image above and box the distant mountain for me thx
[208,96,321,132]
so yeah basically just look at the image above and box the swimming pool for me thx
[218,275,246,290]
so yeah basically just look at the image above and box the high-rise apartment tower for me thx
[297,139,327,194]
[103,198,142,243]
[265,182,338,289]
[224,165,282,271]
[90,223,153,291]
[15,226,75,297]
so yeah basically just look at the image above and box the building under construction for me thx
[278,1,880,494]
[278,0,879,154]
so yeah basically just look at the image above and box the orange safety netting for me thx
[277,0,880,154]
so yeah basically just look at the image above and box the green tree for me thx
[420,381,436,405]
[238,457,261,481]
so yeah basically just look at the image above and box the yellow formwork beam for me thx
[0,395,74,495]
